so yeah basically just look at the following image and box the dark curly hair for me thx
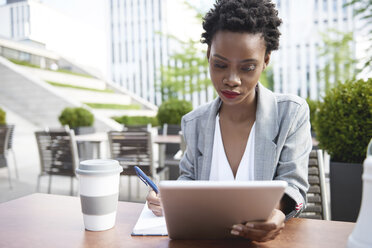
[201,0,282,54]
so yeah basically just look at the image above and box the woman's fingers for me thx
[147,190,161,205]
[146,190,163,216]
[230,209,285,242]
[231,223,283,242]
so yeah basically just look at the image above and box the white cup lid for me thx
[76,159,123,175]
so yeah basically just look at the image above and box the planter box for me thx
[330,161,363,222]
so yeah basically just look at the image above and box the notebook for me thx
[131,203,168,236]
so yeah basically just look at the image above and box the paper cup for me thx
[76,159,123,231]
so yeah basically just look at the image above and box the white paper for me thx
[131,203,168,236]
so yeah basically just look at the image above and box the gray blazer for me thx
[178,83,312,217]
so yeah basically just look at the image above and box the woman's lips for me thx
[221,90,240,99]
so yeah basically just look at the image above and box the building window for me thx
[323,0,328,12]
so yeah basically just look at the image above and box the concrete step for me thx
[21,66,106,90]
[0,57,120,131]
[56,87,132,105]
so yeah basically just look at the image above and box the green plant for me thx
[306,98,319,131]
[58,107,94,128]
[259,66,274,90]
[85,103,141,110]
[47,81,114,93]
[156,99,193,126]
[157,3,210,101]
[0,107,6,125]
[314,78,372,163]
[318,29,357,91]
[112,116,158,126]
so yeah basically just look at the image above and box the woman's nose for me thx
[224,72,241,87]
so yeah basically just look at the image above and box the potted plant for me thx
[156,99,193,179]
[306,98,319,139]
[314,78,372,222]
[112,115,159,131]
[156,99,193,127]
[58,107,95,135]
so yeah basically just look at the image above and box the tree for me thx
[317,29,357,91]
[157,2,210,102]
[158,37,210,101]
[259,66,274,90]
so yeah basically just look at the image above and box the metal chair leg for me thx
[48,175,52,194]
[128,176,132,201]
[10,149,19,179]
[36,175,42,192]
[70,176,74,196]
[7,165,12,189]
[136,176,140,199]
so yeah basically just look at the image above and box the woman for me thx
[147,0,312,242]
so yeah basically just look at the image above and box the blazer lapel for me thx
[254,83,279,180]
[199,98,221,180]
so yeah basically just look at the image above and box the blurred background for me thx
[0,0,371,221]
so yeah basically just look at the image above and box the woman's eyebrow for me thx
[240,58,258,63]
[212,54,258,63]
[212,54,228,61]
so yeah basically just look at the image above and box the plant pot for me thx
[330,161,363,222]
[72,126,95,135]
[72,126,95,160]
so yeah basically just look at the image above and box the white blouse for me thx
[209,115,255,181]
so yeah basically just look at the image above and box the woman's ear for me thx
[263,52,271,70]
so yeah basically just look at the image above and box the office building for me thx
[0,0,107,76]
[271,0,356,100]
[108,0,214,106]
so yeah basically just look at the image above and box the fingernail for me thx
[245,223,254,228]
[232,225,243,231]
[231,230,239,236]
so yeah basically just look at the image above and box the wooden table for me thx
[0,193,355,248]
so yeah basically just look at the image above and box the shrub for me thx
[0,107,5,125]
[306,98,319,131]
[112,116,158,126]
[156,99,193,126]
[58,107,94,128]
[314,78,372,163]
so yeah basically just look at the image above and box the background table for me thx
[153,135,181,171]
[0,194,355,248]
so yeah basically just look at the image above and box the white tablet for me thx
[159,180,287,239]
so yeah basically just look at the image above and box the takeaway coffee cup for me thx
[76,159,123,231]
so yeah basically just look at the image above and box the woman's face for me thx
[207,31,270,107]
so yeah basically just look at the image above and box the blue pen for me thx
[134,166,159,194]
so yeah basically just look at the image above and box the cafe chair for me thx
[35,127,79,196]
[0,125,13,188]
[6,124,19,179]
[108,130,167,200]
[299,149,330,220]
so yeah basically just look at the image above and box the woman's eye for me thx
[214,63,227,69]
[242,65,256,71]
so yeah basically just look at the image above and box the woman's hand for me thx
[146,190,163,216]
[230,209,285,242]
